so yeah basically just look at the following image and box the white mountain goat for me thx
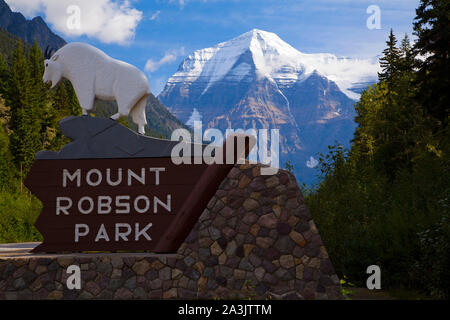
[42,43,150,134]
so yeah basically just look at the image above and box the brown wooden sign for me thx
[25,120,254,253]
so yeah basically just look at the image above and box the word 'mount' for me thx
[63,167,166,187]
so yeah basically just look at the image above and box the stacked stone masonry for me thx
[0,163,342,299]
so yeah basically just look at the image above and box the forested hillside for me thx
[92,93,186,139]
[305,0,449,299]
[0,28,19,57]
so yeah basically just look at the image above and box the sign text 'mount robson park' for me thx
[25,115,256,253]
[57,167,172,243]
[25,158,210,252]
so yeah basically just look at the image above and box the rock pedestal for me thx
[0,163,341,299]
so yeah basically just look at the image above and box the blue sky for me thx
[7,0,421,95]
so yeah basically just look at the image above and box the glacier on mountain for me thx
[159,29,379,184]
[165,29,379,100]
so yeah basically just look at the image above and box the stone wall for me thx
[0,164,342,299]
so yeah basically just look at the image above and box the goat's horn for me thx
[44,45,50,59]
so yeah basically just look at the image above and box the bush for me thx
[0,190,42,243]
[411,210,450,299]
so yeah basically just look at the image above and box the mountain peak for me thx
[226,28,297,56]
[0,0,66,50]
[165,29,378,100]
[238,28,279,40]
[31,16,47,25]
[158,29,376,184]
[171,29,304,94]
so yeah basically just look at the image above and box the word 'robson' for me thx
[56,195,172,215]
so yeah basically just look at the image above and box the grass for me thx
[339,275,431,300]
[387,287,432,300]
[0,190,42,243]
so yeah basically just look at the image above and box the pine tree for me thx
[28,42,44,86]
[356,31,421,179]
[65,81,82,116]
[53,80,69,116]
[398,34,415,73]
[28,41,48,109]
[6,42,41,175]
[4,42,28,109]
[378,29,401,84]
[0,54,8,94]
[413,0,450,126]
[0,123,14,188]
[28,41,53,148]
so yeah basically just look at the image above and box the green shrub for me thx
[411,211,450,299]
[0,190,42,243]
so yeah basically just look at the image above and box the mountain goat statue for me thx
[43,43,150,134]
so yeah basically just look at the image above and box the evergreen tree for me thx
[398,34,415,73]
[28,42,44,87]
[44,81,69,149]
[0,123,14,188]
[65,81,82,116]
[0,54,8,94]
[44,80,81,149]
[6,42,41,175]
[28,41,48,109]
[28,41,53,148]
[378,29,401,84]
[413,0,450,126]
[53,80,69,116]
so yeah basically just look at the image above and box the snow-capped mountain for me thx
[162,29,377,100]
[159,29,379,183]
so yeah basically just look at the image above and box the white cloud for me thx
[168,0,224,8]
[306,156,319,169]
[5,0,44,17]
[296,53,380,100]
[145,47,185,72]
[170,0,185,7]
[149,10,161,21]
[150,76,169,96]
[5,0,143,45]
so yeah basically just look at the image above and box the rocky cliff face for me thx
[0,0,66,50]
[159,29,377,183]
